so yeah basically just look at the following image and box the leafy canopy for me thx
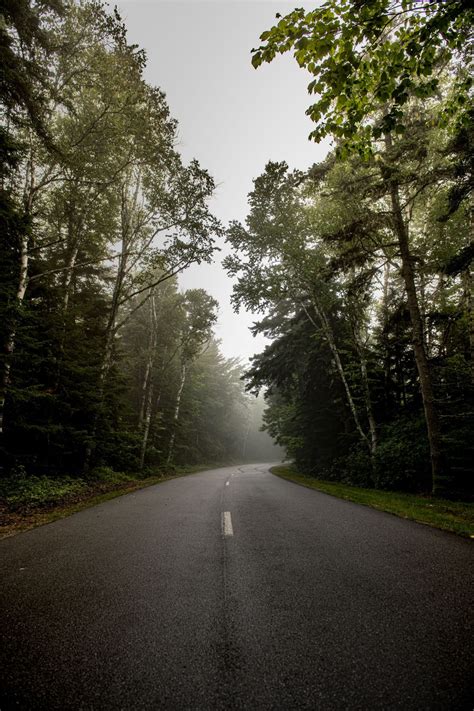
[251,0,473,155]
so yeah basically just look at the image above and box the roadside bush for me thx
[94,429,141,473]
[87,466,131,484]
[374,416,430,492]
[316,416,431,493]
[0,475,87,510]
[340,450,374,488]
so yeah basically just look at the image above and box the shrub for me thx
[87,466,130,484]
[340,450,374,488]
[374,416,430,492]
[0,475,87,510]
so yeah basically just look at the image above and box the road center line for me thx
[222,511,233,536]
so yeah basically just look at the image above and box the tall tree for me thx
[251,0,472,155]
[0,0,64,440]
[250,0,473,494]
[166,289,218,464]
[0,1,224,476]
[225,162,377,459]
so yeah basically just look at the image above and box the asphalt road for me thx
[0,463,472,710]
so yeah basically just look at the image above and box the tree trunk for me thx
[381,262,392,406]
[53,241,80,392]
[62,242,80,313]
[139,382,154,470]
[139,295,158,469]
[167,362,186,465]
[138,292,157,429]
[0,233,29,436]
[83,191,131,472]
[302,298,371,453]
[138,355,152,431]
[385,135,444,494]
[0,150,34,436]
[462,265,474,380]
[353,327,377,459]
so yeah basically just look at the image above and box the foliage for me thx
[373,417,431,491]
[227,117,473,497]
[0,474,86,509]
[0,1,271,482]
[240,1,474,498]
[0,0,63,142]
[251,0,473,155]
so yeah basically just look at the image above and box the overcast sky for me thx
[116,0,329,362]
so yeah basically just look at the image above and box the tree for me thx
[166,289,218,464]
[0,0,64,442]
[0,1,225,477]
[229,114,472,495]
[172,340,252,465]
[225,161,378,461]
[0,0,63,143]
[250,0,473,494]
[251,0,473,155]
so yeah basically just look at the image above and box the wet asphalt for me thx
[0,463,472,710]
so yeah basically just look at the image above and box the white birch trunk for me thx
[353,330,377,458]
[139,295,158,469]
[301,298,370,452]
[0,149,35,435]
[167,363,187,465]
[83,186,132,471]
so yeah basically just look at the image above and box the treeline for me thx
[0,1,255,478]
[227,0,473,498]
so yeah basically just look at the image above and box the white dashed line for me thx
[225,481,230,486]
[222,511,233,536]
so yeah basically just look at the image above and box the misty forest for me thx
[0,0,472,518]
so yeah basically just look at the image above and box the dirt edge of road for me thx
[0,463,237,540]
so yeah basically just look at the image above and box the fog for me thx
[116,0,329,363]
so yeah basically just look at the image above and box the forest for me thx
[0,0,277,512]
[0,0,472,515]
[227,0,473,499]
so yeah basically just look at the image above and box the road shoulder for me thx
[0,463,232,540]
[270,465,474,538]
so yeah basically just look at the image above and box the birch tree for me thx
[250,0,473,492]
[167,289,218,464]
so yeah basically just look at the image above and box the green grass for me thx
[0,462,231,539]
[270,465,474,538]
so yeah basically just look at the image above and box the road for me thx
[0,463,472,710]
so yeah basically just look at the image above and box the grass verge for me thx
[0,463,229,540]
[270,465,474,538]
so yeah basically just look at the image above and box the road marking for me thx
[222,511,233,536]
[225,480,230,486]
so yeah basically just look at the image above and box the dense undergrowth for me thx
[0,463,227,512]
[0,463,239,538]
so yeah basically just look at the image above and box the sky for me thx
[116,0,329,362]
